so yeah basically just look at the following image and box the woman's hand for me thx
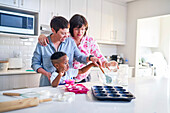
[90,57,102,67]
[38,34,49,46]
[103,61,119,71]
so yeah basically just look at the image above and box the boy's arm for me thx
[78,63,95,74]
[52,72,64,87]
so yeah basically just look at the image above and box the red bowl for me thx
[65,79,75,84]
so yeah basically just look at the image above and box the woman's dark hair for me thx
[69,14,88,37]
[51,51,67,60]
[50,16,69,33]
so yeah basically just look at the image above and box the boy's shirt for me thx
[50,68,78,84]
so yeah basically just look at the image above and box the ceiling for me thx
[120,0,136,3]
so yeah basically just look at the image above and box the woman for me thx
[38,14,118,82]
[32,16,101,86]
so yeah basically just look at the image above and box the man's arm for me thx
[31,44,51,79]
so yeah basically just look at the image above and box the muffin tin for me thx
[91,86,135,102]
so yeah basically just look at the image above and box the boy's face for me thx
[52,28,69,42]
[54,55,69,72]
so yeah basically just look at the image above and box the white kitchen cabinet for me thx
[55,0,70,20]
[70,0,87,17]
[0,74,40,91]
[40,0,56,25]
[18,0,40,12]
[0,0,40,12]
[138,17,160,47]
[40,0,70,25]
[0,0,18,7]
[100,0,126,44]
[137,67,154,77]
[87,0,101,41]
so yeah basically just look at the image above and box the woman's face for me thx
[73,25,86,39]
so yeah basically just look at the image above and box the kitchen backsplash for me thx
[0,36,38,70]
[0,36,117,70]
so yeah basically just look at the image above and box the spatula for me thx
[99,66,112,84]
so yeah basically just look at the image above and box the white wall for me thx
[0,35,117,70]
[117,0,170,76]
[0,36,38,70]
[159,16,170,65]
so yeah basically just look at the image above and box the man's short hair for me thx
[50,16,69,33]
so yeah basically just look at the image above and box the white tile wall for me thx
[0,35,117,69]
[0,35,38,69]
[98,44,117,57]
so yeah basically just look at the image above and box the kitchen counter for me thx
[0,69,37,75]
[0,76,169,113]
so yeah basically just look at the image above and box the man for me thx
[31,16,101,86]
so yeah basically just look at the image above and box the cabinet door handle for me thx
[13,0,16,4]
[21,0,23,6]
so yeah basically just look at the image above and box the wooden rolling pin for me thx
[3,92,24,96]
[0,97,52,112]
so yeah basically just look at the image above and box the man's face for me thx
[54,28,69,42]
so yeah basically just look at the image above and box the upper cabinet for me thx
[0,0,40,12]
[55,0,70,20]
[40,0,56,25]
[138,17,160,47]
[18,0,39,12]
[70,0,87,17]
[39,0,127,45]
[0,0,18,7]
[100,0,126,44]
[87,0,101,41]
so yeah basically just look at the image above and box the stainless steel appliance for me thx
[0,10,34,35]
[110,55,124,64]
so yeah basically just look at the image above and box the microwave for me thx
[0,10,34,35]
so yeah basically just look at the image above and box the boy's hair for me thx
[51,51,67,61]
[50,16,69,33]
[69,14,88,37]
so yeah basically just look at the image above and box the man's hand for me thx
[38,34,49,46]
[45,72,52,81]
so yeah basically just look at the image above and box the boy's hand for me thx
[59,71,65,76]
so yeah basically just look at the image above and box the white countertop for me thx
[0,69,37,75]
[0,76,170,113]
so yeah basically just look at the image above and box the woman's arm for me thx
[89,38,118,69]
[38,34,49,46]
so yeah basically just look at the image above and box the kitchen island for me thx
[0,76,169,113]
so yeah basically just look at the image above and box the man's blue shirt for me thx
[31,35,87,86]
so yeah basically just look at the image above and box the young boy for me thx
[50,52,95,87]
